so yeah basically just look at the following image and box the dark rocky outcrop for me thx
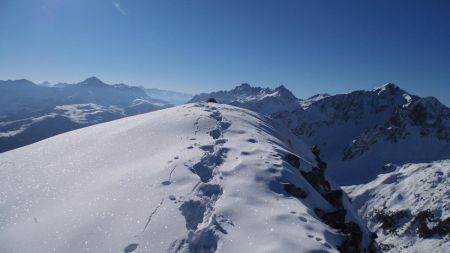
[282,145,379,253]
[299,146,330,193]
[414,210,450,238]
[314,208,347,230]
[376,209,409,233]
[283,153,300,169]
[338,222,363,253]
[322,190,345,210]
[283,183,307,199]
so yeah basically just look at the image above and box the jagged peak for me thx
[236,83,251,89]
[274,85,298,100]
[232,83,259,93]
[275,84,287,90]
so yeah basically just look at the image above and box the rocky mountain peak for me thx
[234,82,252,91]
[274,85,298,100]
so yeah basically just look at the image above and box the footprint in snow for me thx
[267,168,277,174]
[199,145,214,152]
[124,243,138,253]
[246,138,257,143]
[215,139,227,145]
[209,129,221,139]
[298,216,307,222]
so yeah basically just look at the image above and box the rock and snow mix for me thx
[344,161,450,253]
[190,83,450,185]
[0,103,376,252]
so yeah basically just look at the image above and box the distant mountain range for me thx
[190,83,450,185]
[0,77,192,153]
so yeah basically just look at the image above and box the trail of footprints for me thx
[123,105,329,252]
[125,104,231,253]
[124,104,230,253]
[166,104,231,253]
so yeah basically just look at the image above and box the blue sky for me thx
[0,0,449,104]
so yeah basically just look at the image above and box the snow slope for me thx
[0,103,376,253]
[344,161,450,252]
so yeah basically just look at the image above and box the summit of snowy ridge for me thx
[0,103,377,253]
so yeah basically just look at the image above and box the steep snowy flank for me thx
[190,83,450,185]
[0,103,377,253]
[344,161,450,253]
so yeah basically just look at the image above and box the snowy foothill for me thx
[0,103,376,252]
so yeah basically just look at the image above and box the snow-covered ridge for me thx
[344,160,450,252]
[0,103,377,252]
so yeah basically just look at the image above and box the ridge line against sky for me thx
[0,0,449,105]
[4,77,450,107]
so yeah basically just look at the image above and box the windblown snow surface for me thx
[0,103,375,252]
[345,161,450,252]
